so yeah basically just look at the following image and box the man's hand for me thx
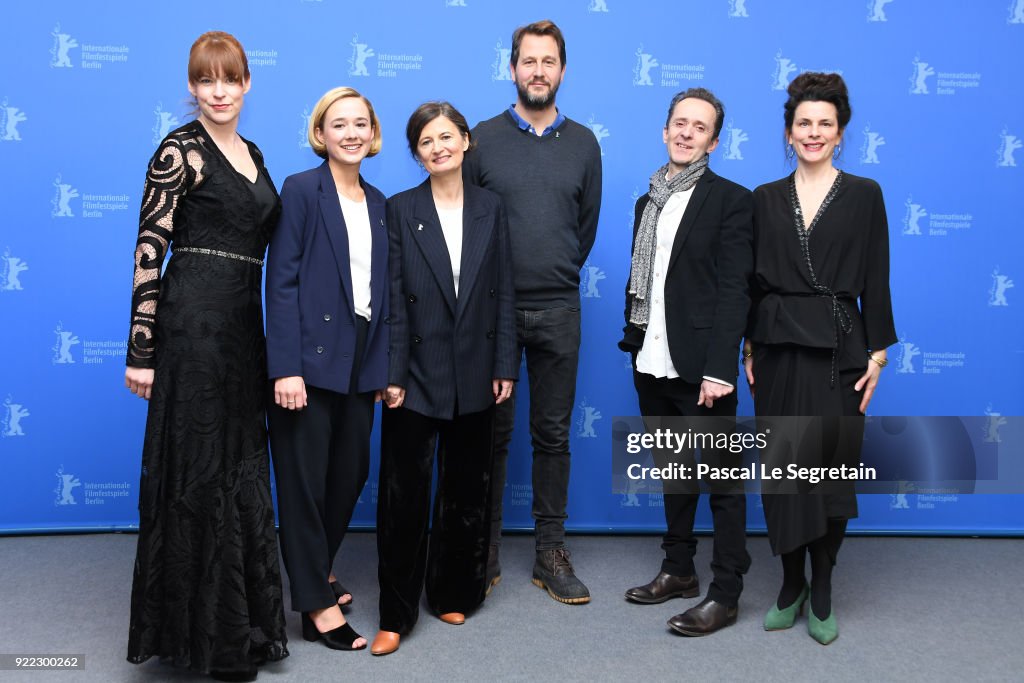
[697,379,734,409]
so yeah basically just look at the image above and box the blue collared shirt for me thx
[508,104,565,137]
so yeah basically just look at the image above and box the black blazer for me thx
[387,179,517,420]
[619,168,753,384]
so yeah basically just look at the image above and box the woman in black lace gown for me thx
[124,31,288,680]
[744,73,896,645]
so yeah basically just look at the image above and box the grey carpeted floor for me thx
[0,532,1021,682]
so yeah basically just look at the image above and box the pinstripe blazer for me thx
[386,179,517,420]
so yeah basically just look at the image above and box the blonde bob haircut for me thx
[308,87,382,158]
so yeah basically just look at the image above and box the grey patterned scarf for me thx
[628,155,708,328]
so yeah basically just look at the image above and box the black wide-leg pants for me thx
[377,405,493,634]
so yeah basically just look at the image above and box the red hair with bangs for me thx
[187,31,249,84]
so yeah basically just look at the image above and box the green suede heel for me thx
[808,605,839,645]
[763,583,809,631]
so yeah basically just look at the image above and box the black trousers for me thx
[633,370,751,607]
[490,305,581,550]
[377,405,494,634]
[269,317,373,613]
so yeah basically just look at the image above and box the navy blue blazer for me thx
[266,161,389,394]
[387,179,517,420]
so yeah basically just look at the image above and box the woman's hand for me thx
[493,379,513,405]
[274,376,307,410]
[384,384,405,409]
[743,345,755,398]
[855,356,885,414]
[125,367,154,400]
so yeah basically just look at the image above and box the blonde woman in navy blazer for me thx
[370,101,516,656]
[265,87,389,651]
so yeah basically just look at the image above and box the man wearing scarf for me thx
[619,88,754,636]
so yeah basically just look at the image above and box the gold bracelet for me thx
[742,350,753,359]
[869,354,888,368]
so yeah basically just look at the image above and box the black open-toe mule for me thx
[301,613,366,651]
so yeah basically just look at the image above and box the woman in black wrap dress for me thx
[744,72,896,646]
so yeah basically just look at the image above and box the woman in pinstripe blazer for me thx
[370,102,517,656]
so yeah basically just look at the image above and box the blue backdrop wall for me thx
[1,0,1022,534]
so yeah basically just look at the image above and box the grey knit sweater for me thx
[464,110,602,309]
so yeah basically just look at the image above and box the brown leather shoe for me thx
[438,612,465,625]
[625,571,700,604]
[370,630,400,656]
[668,598,738,636]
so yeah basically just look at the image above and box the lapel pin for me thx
[417,223,423,231]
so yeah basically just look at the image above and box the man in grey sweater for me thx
[464,19,602,605]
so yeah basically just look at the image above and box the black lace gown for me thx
[126,120,288,674]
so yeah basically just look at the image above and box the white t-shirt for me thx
[437,206,464,296]
[338,194,373,320]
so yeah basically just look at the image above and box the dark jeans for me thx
[633,370,751,607]
[269,317,373,613]
[490,305,581,551]
[377,406,494,634]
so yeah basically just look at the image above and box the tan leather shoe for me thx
[438,612,465,625]
[370,630,400,656]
